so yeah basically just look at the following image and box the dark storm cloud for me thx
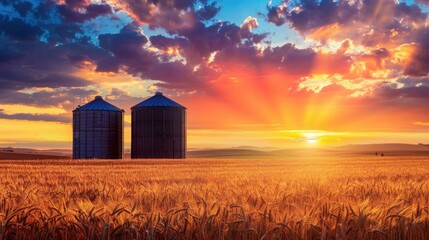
[99,22,149,58]
[33,0,57,19]
[113,0,211,32]
[115,0,221,32]
[117,0,194,30]
[263,43,317,75]
[57,3,112,23]
[45,23,83,44]
[97,22,215,90]
[266,0,357,30]
[267,0,425,31]
[162,20,268,63]
[98,22,156,74]
[266,3,288,26]
[374,84,429,99]
[213,42,350,77]
[96,17,265,91]
[290,0,356,32]
[371,48,390,59]
[404,27,429,76]
[196,2,221,21]
[0,72,91,89]
[395,1,427,20]
[178,21,243,59]
[266,0,427,46]
[0,110,70,123]
[0,37,115,111]
[95,56,119,73]
[149,35,189,51]
[2,0,266,95]
[372,77,429,102]
[0,39,114,76]
[146,61,202,89]
[149,62,220,91]
[0,88,98,109]
[0,0,222,119]
[12,1,33,17]
[0,16,43,41]
[397,77,429,88]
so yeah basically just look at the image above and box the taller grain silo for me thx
[73,96,124,159]
[131,92,186,159]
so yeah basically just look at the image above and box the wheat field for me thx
[0,156,428,239]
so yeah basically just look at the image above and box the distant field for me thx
[0,156,428,239]
[2,143,428,160]
[0,151,70,160]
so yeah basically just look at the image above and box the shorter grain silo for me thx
[73,96,124,159]
[131,92,186,159]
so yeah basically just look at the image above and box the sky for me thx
[0,0,428,150]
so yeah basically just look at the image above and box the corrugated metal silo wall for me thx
[131,106,186,158]
[73,110,123,159]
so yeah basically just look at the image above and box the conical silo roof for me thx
[131,92,186,109]
[73,96,124,112]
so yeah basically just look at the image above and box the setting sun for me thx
[302,131,323,145]
[306,138,319,144]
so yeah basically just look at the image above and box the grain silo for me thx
[73,96,124,159]
[131,92,186,159]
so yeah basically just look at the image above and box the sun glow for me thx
[302,131,324,145]
[306,138,319,144]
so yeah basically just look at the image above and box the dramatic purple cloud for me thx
[0,16,43,41]
[57,2,112,23]
[0,0,428,125]
[267,0,426,46]
[404,27,429,76]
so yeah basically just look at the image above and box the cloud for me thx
[98,22,156,74]
[214,42,351,77]
[0,0,428,130]
[266,2,288,26]
[96,19,266,91]
[12,1,33,17]
[196,2,221,21]
[0,16,43,41]
[2,0,265,95]
[149,35,189,52]
[110,0,219,32]
[0,40,113,91]
[0,72,91,90]
[174,20,267,62]
[416,0,429,6]
[374,85,429,99]
[0,88,98,110]
[404,27,429,76]
[241,16,259,32]
[33,0,57,19]
[397,76,429,88]
[289,0,356,32]
[266,0,427,47]
[99,22,149,57]
[64,0,90,8]
[147,61,218,91]
[57,2,112,23]
[0,109,70,123]
[264,43,317,75]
